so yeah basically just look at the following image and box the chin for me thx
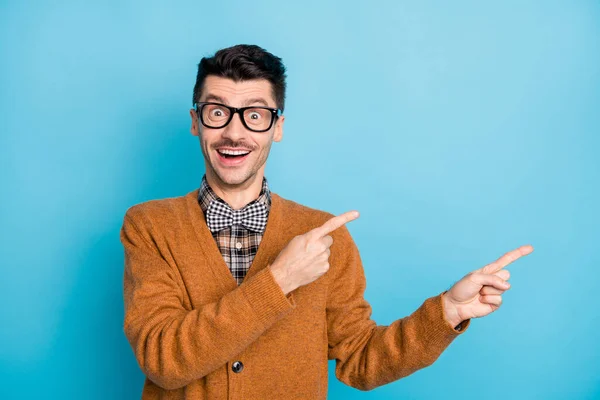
[215,169,254,186]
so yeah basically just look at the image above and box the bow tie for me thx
[206,200,268,234]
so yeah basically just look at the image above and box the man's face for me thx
[190,75,284,187]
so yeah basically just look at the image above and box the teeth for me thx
[218,149,250,155]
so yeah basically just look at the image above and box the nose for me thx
[221,112,247,141]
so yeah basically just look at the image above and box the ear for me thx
[273,115,284,142]
[190,109,199,137]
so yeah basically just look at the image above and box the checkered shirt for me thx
[197,174,271,285]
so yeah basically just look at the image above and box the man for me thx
[120,44,533,399]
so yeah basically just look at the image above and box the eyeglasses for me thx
[194,102,282,133]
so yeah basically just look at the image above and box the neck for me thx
[205,169,264,210]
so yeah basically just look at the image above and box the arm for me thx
[326,225,470,391]
[121,210,296,390]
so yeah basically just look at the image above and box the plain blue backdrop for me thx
[1,1,599,399]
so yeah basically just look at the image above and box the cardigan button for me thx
[232,361,244,373]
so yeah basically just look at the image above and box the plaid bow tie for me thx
[206,200,268,234]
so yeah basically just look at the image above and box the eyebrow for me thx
[203,94,271,108]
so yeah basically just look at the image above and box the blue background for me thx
[1,1,599,399]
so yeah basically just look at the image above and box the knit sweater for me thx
[120,187,470,399]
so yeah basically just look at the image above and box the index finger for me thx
[309,210,360,240]
[479,244,534,274]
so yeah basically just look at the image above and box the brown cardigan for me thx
[120,188,470,399]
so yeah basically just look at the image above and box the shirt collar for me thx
[197,174,271,215]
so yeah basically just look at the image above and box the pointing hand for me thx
[442,245,534,327]
[269,211,360,295]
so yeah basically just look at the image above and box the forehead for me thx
[201,75,275,107]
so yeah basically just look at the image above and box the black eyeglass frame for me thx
[194,102,282,133]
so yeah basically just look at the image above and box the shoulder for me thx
[273,192,334,223]
[122,190,194,229]
[272,193,354,242]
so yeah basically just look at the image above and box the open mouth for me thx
[216,149,251,165]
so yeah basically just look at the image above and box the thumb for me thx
[469,272,510,290]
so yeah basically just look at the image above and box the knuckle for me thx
[319,241,329,252]
[301,239,311,252]
[295,234,307,245]
[466,271,478,281]
[313,243,325,254]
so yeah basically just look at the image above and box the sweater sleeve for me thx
[120,210,297,390]
[326,224,470,391]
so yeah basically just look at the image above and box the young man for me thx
[120,44,533,399]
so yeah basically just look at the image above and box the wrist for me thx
[269,263,293,295]
[441,292,464,329]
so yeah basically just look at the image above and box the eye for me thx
[248,112,261,120]
[211,109,224,117]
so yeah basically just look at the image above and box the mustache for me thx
[212,140,256,150]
